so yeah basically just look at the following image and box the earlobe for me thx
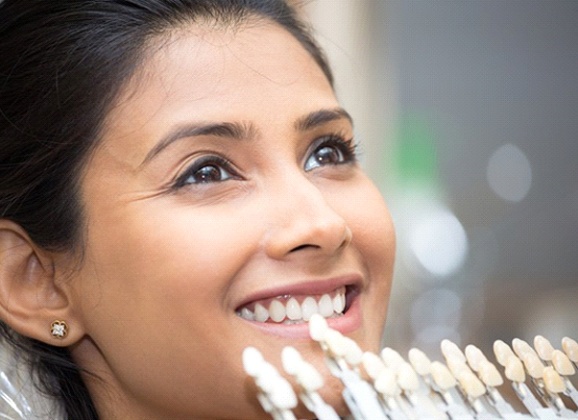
[0,220,84,346]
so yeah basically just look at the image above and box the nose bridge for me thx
[263,170,351,258]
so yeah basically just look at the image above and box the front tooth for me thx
[333,292,345,314]
[301,297,318,321]
[254,303,269,322]
[318,294,334,317]
[286,297,302,320]
[269,300,286,323]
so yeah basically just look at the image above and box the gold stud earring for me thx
[50,320,68,339]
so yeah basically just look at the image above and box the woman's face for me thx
[69,21,395,419]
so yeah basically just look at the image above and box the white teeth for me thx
[333,293,345,313]
[318,294,334,317]
[301,297,318,321]
[237,288,348,324]
[240,307,255,321]
[285,297,301,320]
[254,303,269,322]
[269,300,286,323]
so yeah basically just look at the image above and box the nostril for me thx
[289,243,319,253]
[287,225,351,254]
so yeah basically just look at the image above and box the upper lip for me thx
[234,273,363,311]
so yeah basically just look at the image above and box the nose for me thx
[263,173,353,260]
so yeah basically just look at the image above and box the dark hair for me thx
[0,1,333,418]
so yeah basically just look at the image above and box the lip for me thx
[235,274,364,339]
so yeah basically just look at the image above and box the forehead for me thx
[104,21,336,142]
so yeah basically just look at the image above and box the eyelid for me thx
[312,132,356,149]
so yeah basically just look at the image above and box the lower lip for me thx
[240,296,363,339]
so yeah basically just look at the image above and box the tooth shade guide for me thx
[308,313,328,342]
[504,355,526,383]
[396,362,419,392]
[281,346,303,376]
[361,352,386,380]
[408,347,431,376]
[242,347,299,419]
[294,361,324,392]
[520,351,545,379]
[494,340,516,367]
[244,326,578,419]
[477,360,504,387]
[457,370,486,399]
[464,344,488,372]
[380,347,405,372]
[429,361,456,390]
[440,339,466,364]
[562,337,578,363]
[280,345,342,420]
[374,368,399,397]
[444,357,464,381]
[534,335,556,361]
[543,366,566,394]
[341,337,363,366]
[512,338,538,359]
[242,346,265,377]
[551,349,575,376]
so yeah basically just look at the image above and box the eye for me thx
[304,135,357,172]
[174,156,236,188]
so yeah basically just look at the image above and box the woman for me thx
[0,0,395,418]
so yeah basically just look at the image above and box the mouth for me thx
[234,275,363,339]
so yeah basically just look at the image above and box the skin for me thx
[62,20,396,419]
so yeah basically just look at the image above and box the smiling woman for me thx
[0,1,395,419]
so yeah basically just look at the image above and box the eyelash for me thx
[172,134,358,190]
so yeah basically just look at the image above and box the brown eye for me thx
[304,136,357,172]
[308,146,344,170]
[190,165,225,184]
[175,156,236,188]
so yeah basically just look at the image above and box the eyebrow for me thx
[141,107,353,166]
[294,108,353,132]
[141,121,256,166]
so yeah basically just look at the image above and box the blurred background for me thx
[301,0,578,361]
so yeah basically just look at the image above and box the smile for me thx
[236,286,347,324]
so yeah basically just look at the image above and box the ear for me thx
[0,220,84,346]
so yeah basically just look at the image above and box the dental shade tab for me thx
[280,346,340,420]
[243,321,578,419]
[535,336,578,407]
[308,314,388,420]
[514,338,577,417]
[242,346,298,420]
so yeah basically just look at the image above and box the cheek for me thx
[340,180,396,341]
[341,180,396,269]
[77,202,261,323]
[73,204,266,408]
